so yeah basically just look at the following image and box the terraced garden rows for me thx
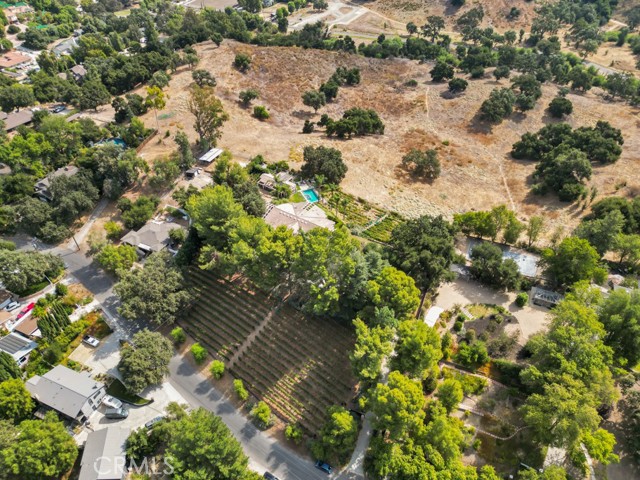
[231,305,355,433]
[182,269,274,360]
[182,269,356,434]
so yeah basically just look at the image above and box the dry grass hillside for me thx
[360,0,538,33]
[140,40,640,234]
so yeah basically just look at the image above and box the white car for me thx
[4,301,20,312]
[102,395,123,409]
[82,335,100,347]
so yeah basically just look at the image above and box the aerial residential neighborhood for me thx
[0,0,639,479]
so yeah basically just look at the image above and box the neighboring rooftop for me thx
[79,426,130,480]
[0,332,37,362]
[198,147,223,164]
[0,288,11,305]
[70,64,87,77]
[0,51,32,69]
[35,165,79,200]
[263,202,335,234]
[52,37,78,56]
[467,238,540,278]
[1,109,33,131]
[258,172,296,192]
[121,221,183,253]
[14,314,40,337]
[25,365,104,420]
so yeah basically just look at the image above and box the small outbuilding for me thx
[198,148,223,164]
[531,287,563,309]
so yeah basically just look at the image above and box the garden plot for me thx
[181,268,356,434]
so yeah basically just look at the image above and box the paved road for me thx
[168,356,333,480]
[32,240,352,480]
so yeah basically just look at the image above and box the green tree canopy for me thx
[118,329,174,394]
[0,250,64,292]
[115,252,192,325]
[300,146,347,185]
[0,379,34,422]
[541,237,603,286]
[393,320,442,379]
[388,215,456,292]
[369,371,425,441]
[0,411,78,479]
[165,407,254,480]
[349,318,393,384]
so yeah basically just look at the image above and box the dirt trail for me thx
[135,41,640,233]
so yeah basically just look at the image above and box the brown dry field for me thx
[361,0,538,33]
[137,40,640,235]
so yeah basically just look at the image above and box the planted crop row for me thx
[254,322,354,392]
[230,360,326,432]
[185,310,235,359]
[237,342,339,414]
[189,306,243,352]
[190,269,274,316]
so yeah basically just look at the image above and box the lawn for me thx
[467,303,504,318]
[106,378,152,406]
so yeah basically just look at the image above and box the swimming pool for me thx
[302,189,319,203]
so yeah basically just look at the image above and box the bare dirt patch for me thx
[361,0,537,33]
[137,40,640,235]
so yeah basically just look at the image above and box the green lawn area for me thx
[106,378,152,406]
[114,8,132,16]
[467,303,503,318]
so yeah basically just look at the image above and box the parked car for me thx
[102,395,122,409]
[82,335,99,347]
[145,416,165,429]
[51,105,66,113]
[16,303,35,319]
[4,301,20,312]
[105,407,129,419]
[263,473,279,480]
[314,461,332,474]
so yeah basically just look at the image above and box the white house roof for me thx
[263,202,335,234]
[424,306,444,328]
[198,148,223,163]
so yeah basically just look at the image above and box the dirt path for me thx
[227,308,276,369]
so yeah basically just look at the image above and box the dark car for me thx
[105,407,129,419]
[315,461,332,474]
[145,416,165,429]
[263,473,279,480]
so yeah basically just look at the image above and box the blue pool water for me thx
[302,189,319,203]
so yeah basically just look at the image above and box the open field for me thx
[361,0,538,33]
[137,40,640,238]
[181,268,356,433]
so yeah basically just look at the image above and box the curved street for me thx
[40,241,363,480]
